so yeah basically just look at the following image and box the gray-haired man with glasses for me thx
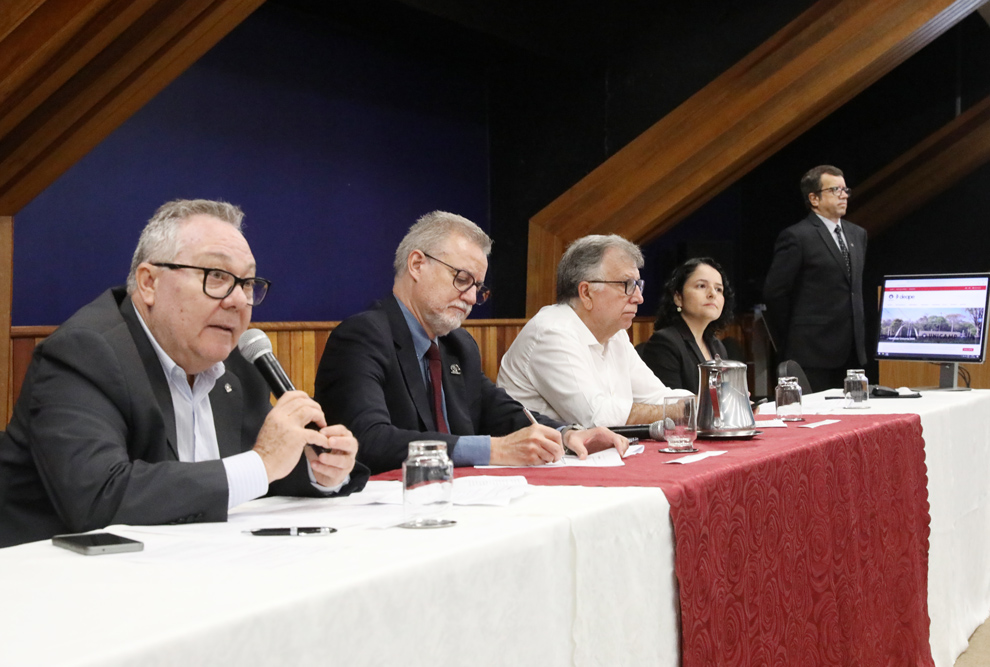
[498,234,689,428]
[315,211,627,475]
[0,199,367,547]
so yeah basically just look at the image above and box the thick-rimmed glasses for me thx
[152,263,271,306]
[816,186,852,197]
[587,278,645,296]
[422,253,491,304]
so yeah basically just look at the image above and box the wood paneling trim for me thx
[9,317,983,420]
[0,216,12,424]
[853,95,990,236]
[525,0,982,315]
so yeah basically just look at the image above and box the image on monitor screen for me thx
[876,273,990,365]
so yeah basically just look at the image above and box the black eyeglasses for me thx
[587,278,645,296]
[422,253,491,305]
[152,263,271,306]
[816,186,852,197]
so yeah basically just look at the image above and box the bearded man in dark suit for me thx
[763,165,868,392]
[315,211,626,475]
[0,199,366,547]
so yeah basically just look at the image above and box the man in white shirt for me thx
[0,199,366,547]
[498,234,688,428]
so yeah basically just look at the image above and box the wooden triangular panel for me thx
[0,0,265,215]
[854,95,990,236]
[526,0,983,315]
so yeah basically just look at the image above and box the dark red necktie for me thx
[426,342,449,433]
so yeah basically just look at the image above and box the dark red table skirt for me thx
[374,414,933,666]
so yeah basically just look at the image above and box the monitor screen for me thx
[876,273,990,363]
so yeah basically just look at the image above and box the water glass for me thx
[775,376,803,421]
[661,396,697,452]
[401,440,455,529]
[844,369,870,409]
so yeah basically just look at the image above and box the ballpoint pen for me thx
[245,527,337,536]
[523,407,575,458]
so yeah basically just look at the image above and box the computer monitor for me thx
[876,272,990,389]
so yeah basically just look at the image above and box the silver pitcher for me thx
[697,355,756,436]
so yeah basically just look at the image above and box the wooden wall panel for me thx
[0,216,11,425]
[879,359,990,389]
[9,318,985,422]
[525,0,983,315]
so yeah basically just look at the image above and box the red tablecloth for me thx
[375,414,934,666]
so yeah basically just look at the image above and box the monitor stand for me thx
[937,362,970,390]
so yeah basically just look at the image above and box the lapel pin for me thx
[450,364,462,375]
[224,383,233,393]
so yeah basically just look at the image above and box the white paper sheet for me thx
[477,446,629,469]
[663,450,726,465]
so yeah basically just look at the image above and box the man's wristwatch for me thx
[560,424,583,456]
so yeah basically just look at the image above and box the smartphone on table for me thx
[52,532,144,555]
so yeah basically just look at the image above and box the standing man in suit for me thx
[0,199,367,548]
[763,165,868,392]
[315,211,627,475]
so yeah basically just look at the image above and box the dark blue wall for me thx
[13,4,490,325]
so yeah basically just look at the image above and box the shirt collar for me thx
[133,304,226,384]
[815,213,843,234]
[561,302,612,352]
[395,295,434,360]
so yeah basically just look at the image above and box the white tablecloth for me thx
[0,485,678,667]
[773,389,990,667]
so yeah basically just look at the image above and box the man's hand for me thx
[490,424,565,466]
[304,424,358,488]
[564,426,629,459]
[253,391,332,483]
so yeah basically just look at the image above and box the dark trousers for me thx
[803,349,864,393]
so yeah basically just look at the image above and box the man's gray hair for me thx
[393,210,492,276]
[557,234,644,303]
[126,199,245,293]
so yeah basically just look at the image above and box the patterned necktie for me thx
[425,342,449,433]
[834,224,851,276]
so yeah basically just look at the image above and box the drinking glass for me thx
[775,376,803,421]
[659,396,698,453]
[844,369,870,409]
[400,440,456,529]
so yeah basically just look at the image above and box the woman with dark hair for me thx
[636,257,735,393]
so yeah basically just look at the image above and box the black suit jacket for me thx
[763,213,867,369]
[0,288,367,547]
[315,295,560,475]
[636,319,728,394]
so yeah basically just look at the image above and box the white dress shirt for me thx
[497,303,690,427]
[134,309,269,508]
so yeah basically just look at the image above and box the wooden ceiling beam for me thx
[0,0,264,215]
[525,0,983,315]
[852,95,990,236]
[0,0,152,139]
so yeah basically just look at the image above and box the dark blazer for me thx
[0,288,367,548]
[763,213,867,369]
[315,295,560,475]
[636,318,728,394]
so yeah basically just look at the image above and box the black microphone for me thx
[609,421,665,440]
[238,329,294,398]
[238,329,331,453]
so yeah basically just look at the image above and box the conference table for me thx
[0,390,987,666]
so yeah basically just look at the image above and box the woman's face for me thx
[675,263,724,326]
